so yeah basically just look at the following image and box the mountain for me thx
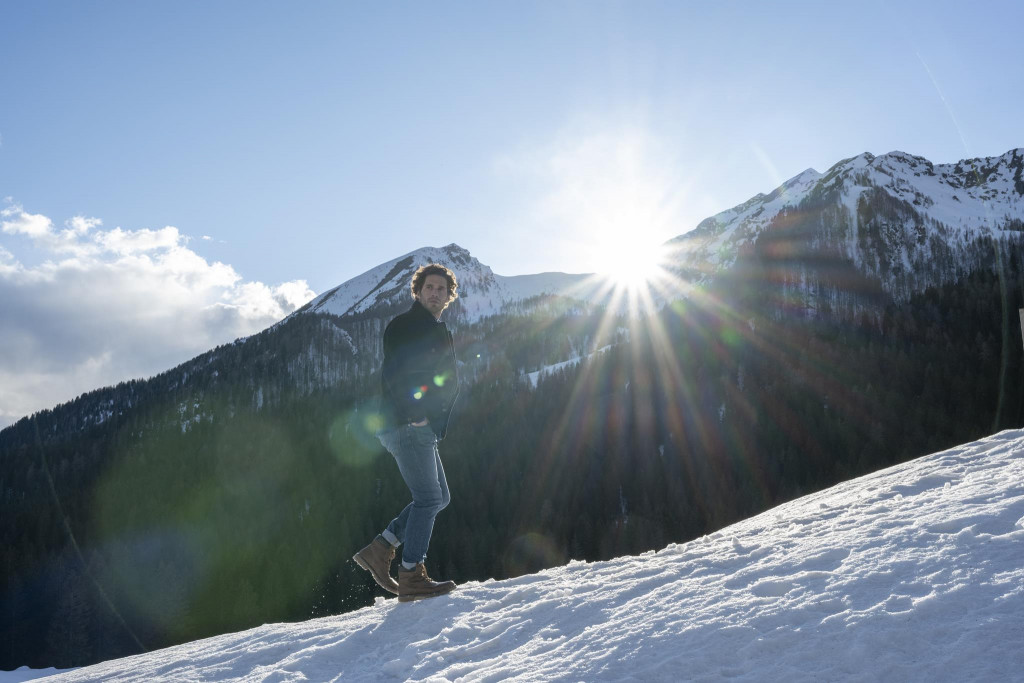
[0,244,608,441]
[668,148,1024,304]
[6,147,1019,437]
[291,243,602,324]
[30,429,1024,682]
[291,147,1024,335]
[2,148,1022,674]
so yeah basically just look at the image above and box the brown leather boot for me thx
[398,563,456,602]
[353,536,399,595]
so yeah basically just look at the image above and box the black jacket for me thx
[379,300,459,440]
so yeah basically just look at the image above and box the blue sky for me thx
[1,0,1022,425]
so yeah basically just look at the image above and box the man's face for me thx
[417,274,450,318]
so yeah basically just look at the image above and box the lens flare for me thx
[329,409,383,467]
[503,533,566,577]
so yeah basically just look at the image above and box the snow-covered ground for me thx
[0,669,63,682]
[18,429,1024,682]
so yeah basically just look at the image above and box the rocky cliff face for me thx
[668,148,1024,304]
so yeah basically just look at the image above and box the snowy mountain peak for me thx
[789,167,823,185]
[410,243,484,272]
[293,244,599,324]
[876,150,930,167]
[768,167,823,201]
[292,243,489,320]
[669,146,1024,298]
[667,167,824,256]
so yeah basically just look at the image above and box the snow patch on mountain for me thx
[43,429,1024,682]
[837,149,1024,235]
[526,344,614,387]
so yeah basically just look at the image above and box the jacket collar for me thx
[410,299,442,323]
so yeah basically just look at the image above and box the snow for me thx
[672,147,1024,289]
[300,246,469,319]
[295,245,600,324]
[525,345,613,387]
[0,668,65,682]
[850,150,1023,234]
[669,166,826,271]
[29,429,1024,682]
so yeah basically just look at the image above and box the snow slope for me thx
[33,429,1024,682]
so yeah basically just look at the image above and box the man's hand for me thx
[409,419,429,427]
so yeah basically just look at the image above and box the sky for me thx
[9,428,1022,681]
[1,0,1023,427]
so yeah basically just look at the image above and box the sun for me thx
[595,237,669,292]
[579,235,683,317]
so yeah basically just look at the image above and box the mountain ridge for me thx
[291,243,600,325]
[4,147,1023,439]
[295,146,1024,332]
[669,147,1024,300]
[3,147,1022,438]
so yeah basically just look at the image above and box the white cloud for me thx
[1,204,54,239]
[65,215,101,236]
[96,225,182,255]
[273,280,318,310]
[0,201,316,428]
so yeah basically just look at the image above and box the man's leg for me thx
[357,425,454,599]
[386,425,456,601]
[353,426,408,595]
[386,425,449,566]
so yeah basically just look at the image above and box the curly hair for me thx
[410,263,459,303]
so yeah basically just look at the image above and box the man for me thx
[353,263,461,602]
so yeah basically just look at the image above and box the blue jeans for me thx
[377,424,451,566]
